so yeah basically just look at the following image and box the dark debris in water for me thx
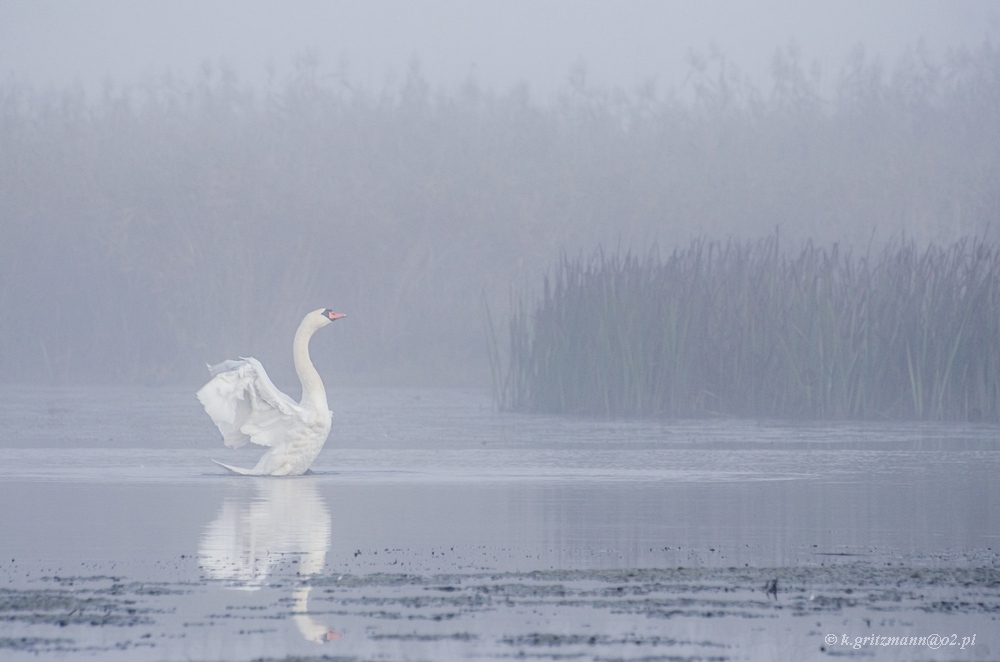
[1,563,998,659]
[306,563,1000,630]
[0,586,159,627]
[0,636,74,651]
[501,632,723,649]
[314,564,1000,598]
[368,631,477,641]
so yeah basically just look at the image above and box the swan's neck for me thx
[293,319,327,411]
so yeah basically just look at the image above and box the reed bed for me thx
[1,41,998,386]
[496,235,1000,421]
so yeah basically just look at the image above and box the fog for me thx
[1,1,998,389]
[4,9,999,657]
[2,1,996,101]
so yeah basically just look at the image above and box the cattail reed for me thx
[496,235,1000,421]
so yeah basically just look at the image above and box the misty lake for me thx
[1,386,998,661]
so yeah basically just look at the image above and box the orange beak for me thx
[323,310,346,321]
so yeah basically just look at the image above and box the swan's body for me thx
[197,308,345,476]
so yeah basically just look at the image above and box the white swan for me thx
[197,308,346,476]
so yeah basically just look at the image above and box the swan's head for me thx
[310,308,346,328]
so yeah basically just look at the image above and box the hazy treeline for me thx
[1,41,998,388]
[497,235,1000,420]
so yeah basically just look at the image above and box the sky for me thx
[1,1,997,100]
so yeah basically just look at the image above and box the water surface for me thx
[0,387,997,660]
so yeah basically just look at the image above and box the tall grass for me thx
[497,235,1000,421]
[1,40,998,386]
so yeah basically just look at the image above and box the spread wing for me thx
[196,357,309,449]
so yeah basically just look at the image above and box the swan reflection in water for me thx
[199,477,340,643]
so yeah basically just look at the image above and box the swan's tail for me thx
[212,459,259,475]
